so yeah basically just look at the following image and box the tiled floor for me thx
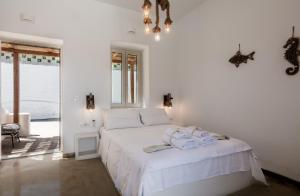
[1,136,59,160]
[0,153,299,196]
[1,121,60,159]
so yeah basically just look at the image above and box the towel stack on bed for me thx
[162,128,198,150]
[162,127,217,150]
[181,126,217,146]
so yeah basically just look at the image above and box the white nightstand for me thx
[74,131,99,160]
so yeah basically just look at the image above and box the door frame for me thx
[1,42,60,124]
[0,42,63,158]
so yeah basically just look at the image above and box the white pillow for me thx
[103,109,142,130]
[139,108,170,126]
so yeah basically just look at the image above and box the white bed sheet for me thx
[99,124,266,196]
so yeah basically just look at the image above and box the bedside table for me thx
[74,131,99,160]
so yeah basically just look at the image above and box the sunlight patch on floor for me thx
[30,121,60,137]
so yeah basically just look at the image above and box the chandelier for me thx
[142,0,173,41]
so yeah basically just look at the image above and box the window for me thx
[111,48,142,107]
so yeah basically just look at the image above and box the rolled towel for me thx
[165,128,190,139]
[180,126,210,138]
[194,128,210,138]
[193,135,217,146]
[162,134,198,150]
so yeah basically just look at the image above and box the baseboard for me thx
[262,169,300,188]
[63,152,75,158]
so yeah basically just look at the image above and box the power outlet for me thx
[80,123,89,128]
[80,120,96,128]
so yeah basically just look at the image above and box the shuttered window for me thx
[111,48,142,108]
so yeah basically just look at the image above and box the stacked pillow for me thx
[139,108,170,126]
[103,108,170,130]
[103,109,142,130]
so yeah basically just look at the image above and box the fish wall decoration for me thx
[229,44,255,68]
[283,26,300,76]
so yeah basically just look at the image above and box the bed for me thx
[99,123,266,196]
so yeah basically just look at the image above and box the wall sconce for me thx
[163,93,173,107]
[86,93,95,110]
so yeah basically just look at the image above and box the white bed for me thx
[99,124,266,196]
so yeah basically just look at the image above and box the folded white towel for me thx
[165,128,190,139]
[162,127,216,149]
[180,126,210,138]
[193,129,210,138]
[193,135,217,146]
[162,134,198,150]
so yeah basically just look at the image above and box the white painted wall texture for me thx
[175,0,300,181]
[1,0,299,182]
[0,0,178,154]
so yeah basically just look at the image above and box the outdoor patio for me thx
[30,120,60,138]
[1,120,60,159]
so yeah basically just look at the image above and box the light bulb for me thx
[143,7,150,17]
[165,24,171,33]
[145,24,150,34]
[154,33,160,42]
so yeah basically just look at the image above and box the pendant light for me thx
[142,0,173,41]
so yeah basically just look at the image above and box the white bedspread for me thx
[99,124,266,196]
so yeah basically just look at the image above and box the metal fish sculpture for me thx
[283,26,300,75]
[229,44,255,68]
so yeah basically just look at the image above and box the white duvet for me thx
[99,124,266,196]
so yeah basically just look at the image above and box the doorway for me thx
[0,42,61,159]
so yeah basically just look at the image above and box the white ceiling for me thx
[96,0,206,20]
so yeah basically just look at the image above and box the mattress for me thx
[99,124,266,196]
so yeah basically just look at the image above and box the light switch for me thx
[20,13,35,23]
[73,96,79,103]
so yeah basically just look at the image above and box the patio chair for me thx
[1,107,21,148]
[1,123,21,148]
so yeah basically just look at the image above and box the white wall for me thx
[3,0,298,183]
[0,0,178,154]
[176,0,300,181]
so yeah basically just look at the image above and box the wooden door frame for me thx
[12,50,19,123]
